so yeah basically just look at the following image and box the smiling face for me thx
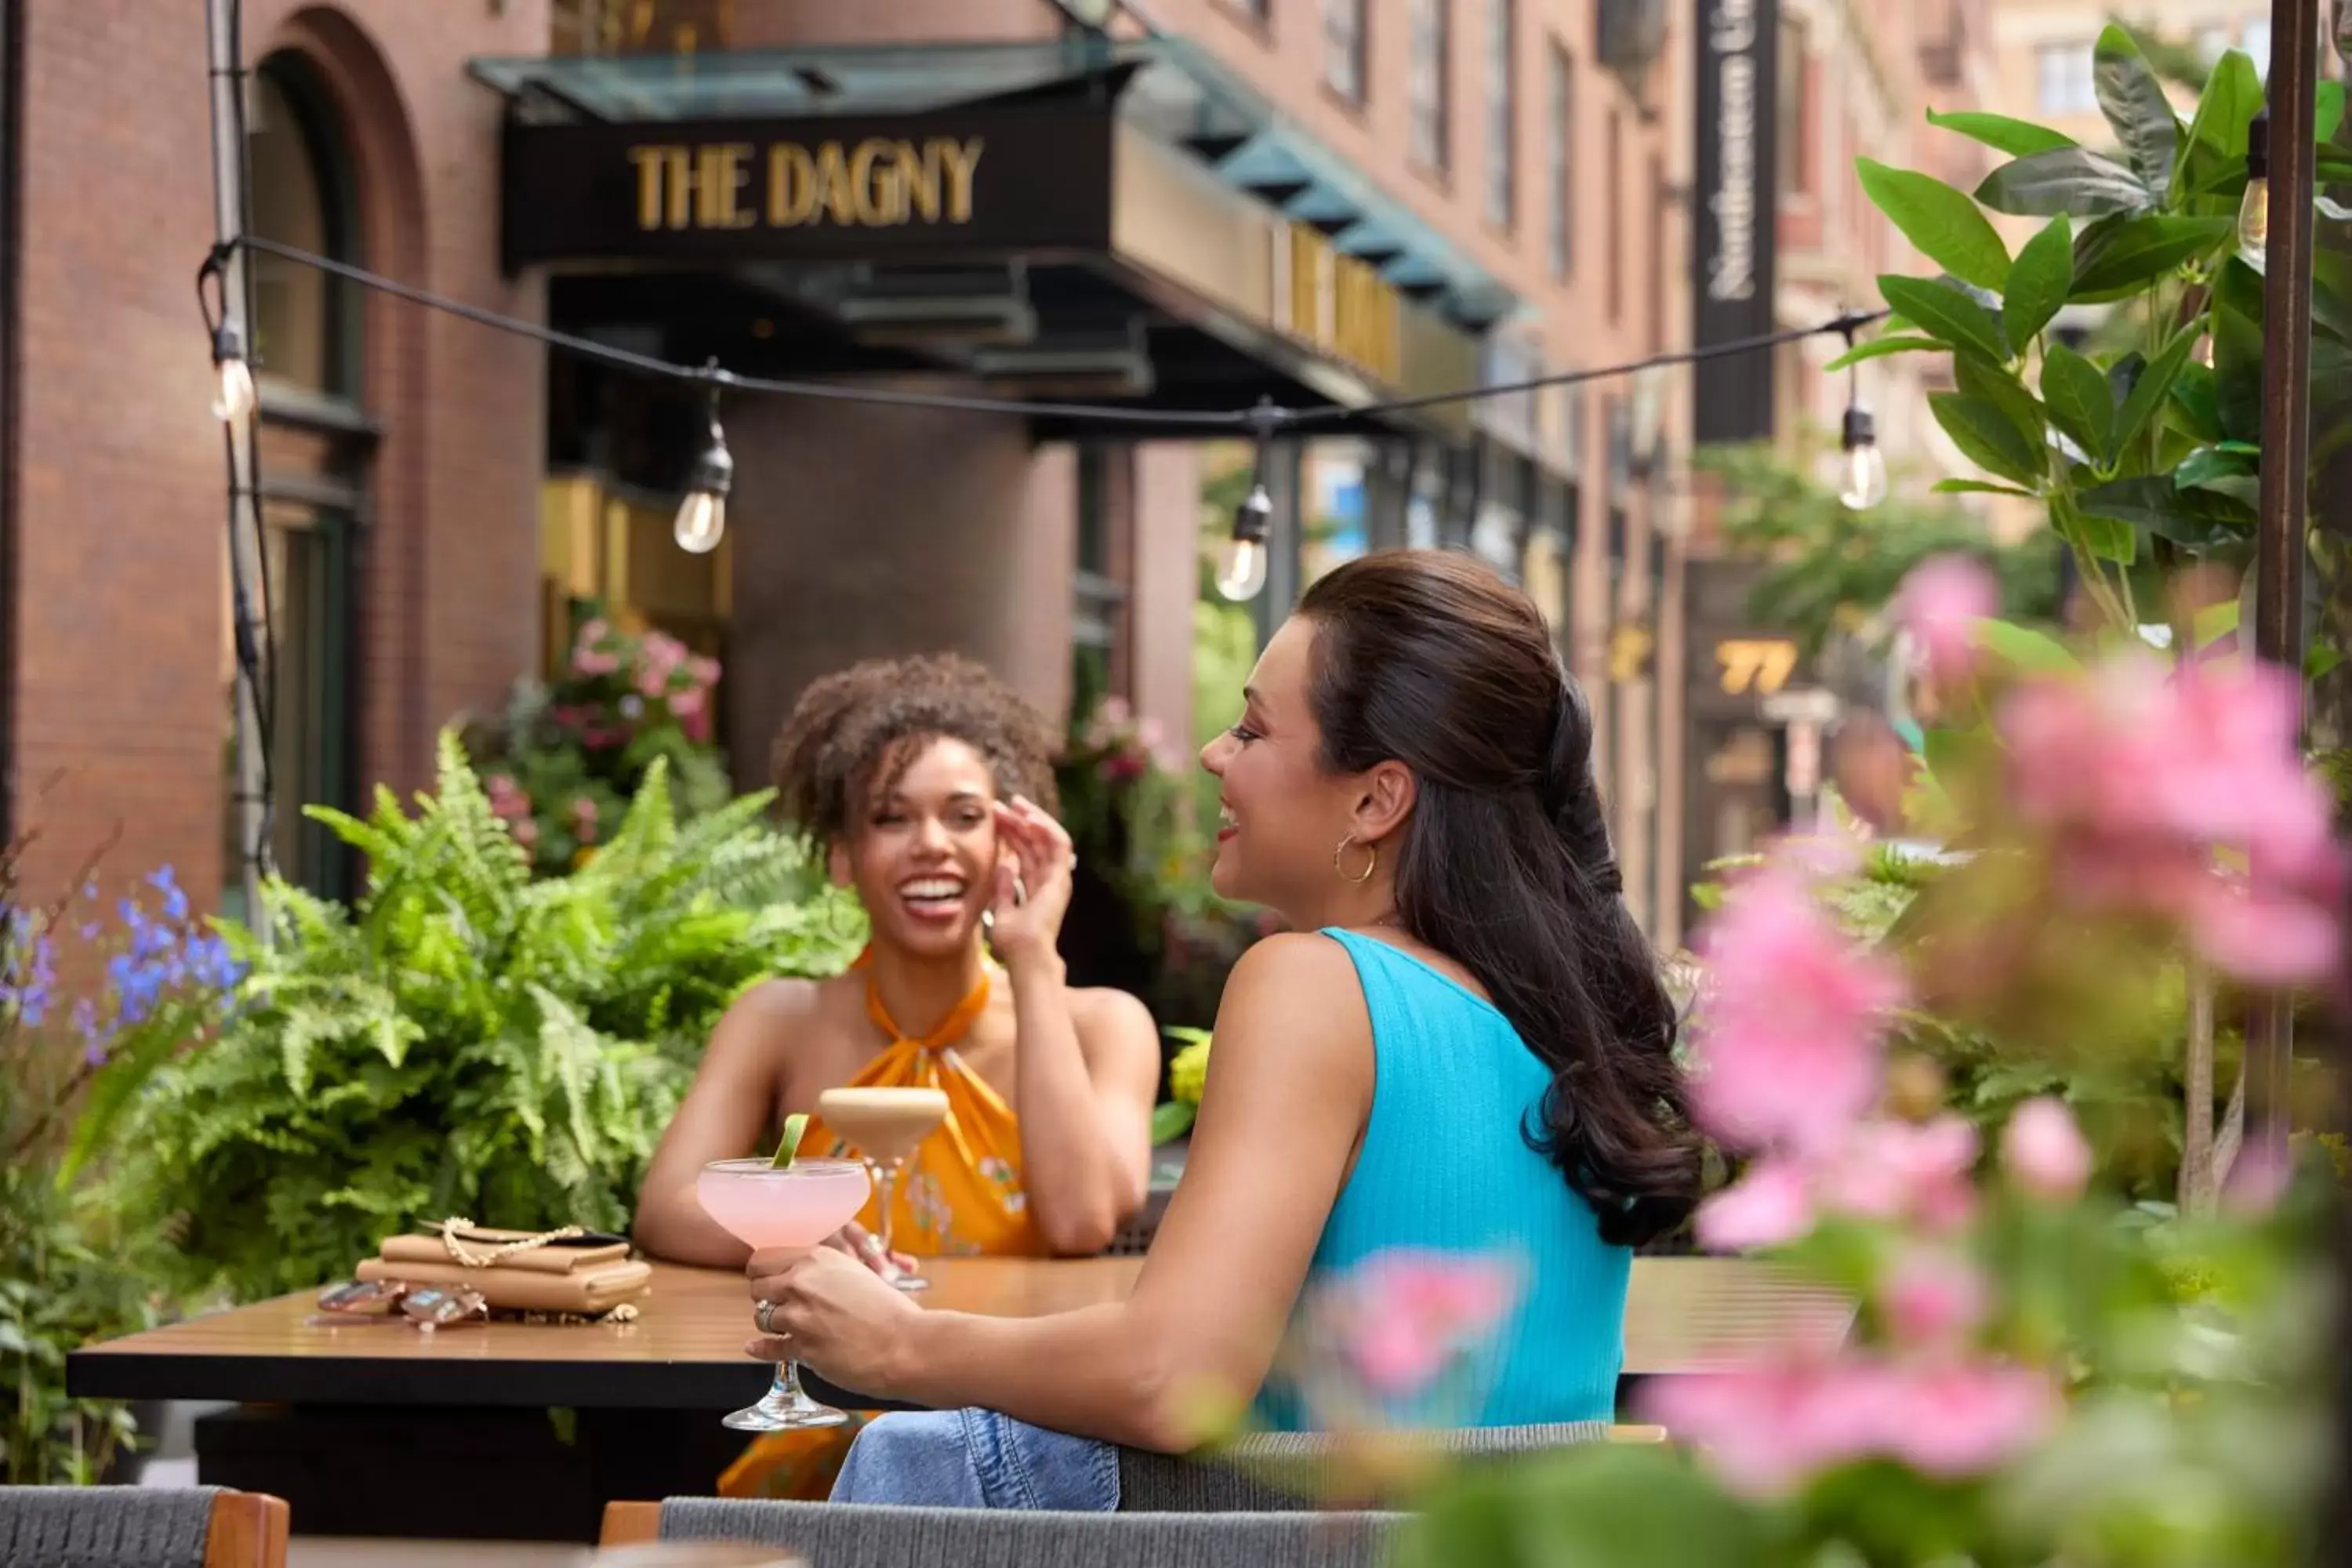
[1199,615,1366,918]
[833,736,1004,959]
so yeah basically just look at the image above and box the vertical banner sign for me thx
[1691,0,1777,445]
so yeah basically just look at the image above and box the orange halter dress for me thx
[717,953,1044,1498]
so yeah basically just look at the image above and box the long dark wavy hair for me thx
[1296,550,1698,1246]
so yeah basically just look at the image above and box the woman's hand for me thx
[985,795,1076,964]
[747,1245,924,1398]
[823,1221,919,1280]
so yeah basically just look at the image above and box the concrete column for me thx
[1128,441,1200,759]
[722,380,1072,792]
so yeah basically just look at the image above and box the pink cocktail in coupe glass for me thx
[696,1157,872,1430]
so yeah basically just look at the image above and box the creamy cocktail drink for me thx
[816,1087,949,1293]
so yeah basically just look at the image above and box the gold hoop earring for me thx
[1334,834,1377,884]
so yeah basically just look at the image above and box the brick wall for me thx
[8,1,549,917]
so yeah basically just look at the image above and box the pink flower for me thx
[572,648,620,677]
[1136,716,1167,753]
[670,686,706,720]
[688,655,721,688]
[512,817,540,850]
[681,703,713,743]
[1325,1250,1518,1398]
[1882,1247,1987,1348]
[1895,554,1999,688]
[575,618,610,646]
[2184,872,2344,987]
[485,775,532,822]
[2001,1097,2092,1203]
[1821,1115,1979,1232]
[1878,1362,2056,1479]
[2222,1142,2292,1217]
[1696,1159,1814,1250]
[571,796,600,844]
[636,667,669,699]
[1688,866,1904,1156]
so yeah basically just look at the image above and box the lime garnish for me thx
[770,1112,810,1170]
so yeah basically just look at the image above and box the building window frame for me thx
[1485,0,1516,227]
[1323,0,1369,103]
[2034,40,2097,115]
[1072,444,1127,710]
[1408,0,1452,174]
[1546,42,1573,279]
[234,51,369,913]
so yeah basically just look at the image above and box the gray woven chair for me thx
[0,1486,288,1568]
[608,1497,1398,1568]
[1117,1421,1646,1511]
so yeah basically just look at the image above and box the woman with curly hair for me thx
[633,653,1161,1495]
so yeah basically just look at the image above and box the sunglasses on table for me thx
[307,1279,489,1331]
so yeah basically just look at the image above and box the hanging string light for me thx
[1835,316,1886,511]
[210,319,256,424]
[1214,402,1283,602]
[2238,103,2271,260]
[674,361,734,555]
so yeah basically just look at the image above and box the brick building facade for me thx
[0,0,1700,940]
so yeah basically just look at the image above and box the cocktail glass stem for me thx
[870,1158,930,1293]
[724,1357,845,1432]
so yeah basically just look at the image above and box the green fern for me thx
[106,728,863,1304]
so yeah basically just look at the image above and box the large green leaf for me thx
[1955,355,2046,454]
[2004,214,2074,345]
[2040,343,2115,463]
[2111,323,2201,462]
[2211,257,2266,443]
[2068,214,2235,302]
[1976,148,2154,216]
[2177,50,2264,204]
[2077,474,2257,550]
[1976,617,2082,674]
[1931,391,2045,488]
[2174,444,2261,507]
[1856,158,2014,292]
[2167,360,2225,443]
[1822,334,1947,372]
[1878,274,2009,364]
[1926,108,2079,158]
[2094,24,2181,192]
[1933,477,2038,499]
[2322,80,2347,143]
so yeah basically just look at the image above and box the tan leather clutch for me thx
[378,1233,632,1276]
[354,1256,653,1314]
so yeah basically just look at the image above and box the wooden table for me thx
[67,1254,1847,1541]
[72,1254,1848,1409]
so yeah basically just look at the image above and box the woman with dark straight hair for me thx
[742,550,1700,1509]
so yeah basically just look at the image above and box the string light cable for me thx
[204,233,1886,580]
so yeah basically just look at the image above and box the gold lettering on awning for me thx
[633,136,989,232]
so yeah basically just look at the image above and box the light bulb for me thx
[674,489,725,554]
[2237,176,2269,254]
[675,402,734,555]
[1214,535,1268,601]
[2239,105,2270,261]
[1838,407,1886,510]
[211,339,256,423]
[1214,481,1273,601]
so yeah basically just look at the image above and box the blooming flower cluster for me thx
[554,618,720,750]
[0,867,242,1069]
[1076,695,1180,785]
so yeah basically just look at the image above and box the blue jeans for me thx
[829,1407,1120,1511]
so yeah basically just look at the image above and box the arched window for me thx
[223,52,368,914]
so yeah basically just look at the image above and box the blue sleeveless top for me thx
[1252,927,1630,1430]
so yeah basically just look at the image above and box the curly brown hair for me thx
[770,652,1062,855]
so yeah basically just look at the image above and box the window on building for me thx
[1546,42,1573,278]
[1324,0,1368,102]
[1485,0,1516,226]
[1409,0,1451,172]
[1777,14,1810,195]
[1605,106,1623,322]
[230,53,368,914]
[2035,42,2097,114]
[2194,24,2231,64]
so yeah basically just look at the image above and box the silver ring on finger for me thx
[755,1297,776,1334]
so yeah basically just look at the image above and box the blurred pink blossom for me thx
[2001,1097,2092,1203]
[1642,1354,2053,1497]
[1695,1159,1813,1251]
[636,667,669,699]
[512,817,540,851]
[2221,1142,2292,1217]
[1325,1250,1518,1398]
[572,648,620,677]
[689,654,721,688]
[1882,1247,1987,1348]
[1879,1362,2057,1479]
[575,618,610,646]
[1820,1115,1979,1233]
[485,774,532,822]
[1688,866,1904,1156]
[1895,554,1999,688]
[571,796,600,844]
[670,687,706,720]
[1999,657,2341,984]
